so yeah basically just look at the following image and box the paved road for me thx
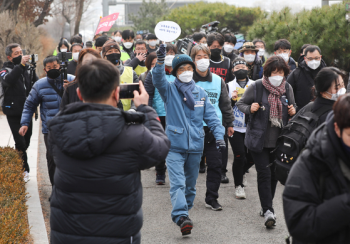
[37,132,289,243]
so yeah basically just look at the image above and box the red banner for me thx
[95,13,119,35]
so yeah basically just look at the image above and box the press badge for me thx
[195,101,204,107]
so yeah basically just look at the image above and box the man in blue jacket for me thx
[153,44,225,236]
[19,55,75,187]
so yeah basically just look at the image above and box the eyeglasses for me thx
[306,57,321,61]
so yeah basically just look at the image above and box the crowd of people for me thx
[1,27,350,244]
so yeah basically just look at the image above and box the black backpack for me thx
[274,102,331,185]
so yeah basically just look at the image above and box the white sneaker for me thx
[264,210,276,228]
[235,186,246,199]
[243,174,248,187]
[23,171,30,183]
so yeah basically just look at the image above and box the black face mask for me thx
[210,48,221,58]
[106,53,121,65]
[12,55,22,65]
[47,69,61,79]
[233,69,248,80]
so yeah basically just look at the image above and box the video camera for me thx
[176,37,196,55]
[201,21,220,34]
[57,51,72,80]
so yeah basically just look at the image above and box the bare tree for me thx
[53,0,91,36]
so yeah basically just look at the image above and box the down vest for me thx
[48,103,170,244]
[283,113,350,244]
[21,74,75,133]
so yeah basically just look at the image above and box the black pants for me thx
[204,130,222,203]
[6,115,33,172]
[155,116,167,175]
[221,129,229,175]
[228,132,254,187]
[250,148,277,214]
[44,133,55,186]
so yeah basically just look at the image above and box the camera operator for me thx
[0,43,38,182]
[19,55,75,187]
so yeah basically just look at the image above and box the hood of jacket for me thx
[48,102,126,159]
[288,57,297,69]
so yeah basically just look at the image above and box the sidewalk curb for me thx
[26,119,49,244]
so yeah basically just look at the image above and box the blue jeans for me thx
[167,151,202,224]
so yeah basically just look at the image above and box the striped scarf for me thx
[262,76,286,128]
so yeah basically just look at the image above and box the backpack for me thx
[274,102,331,185]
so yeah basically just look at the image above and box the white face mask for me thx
[327,87,346,101]
[258,49,265,57]
[123,42,133,49]
[223,44,234,53]
[307,59,321,70]
[202,43,208,47]
[178,71,193,83]
[72,52,79,61]
[278,53,289,62]
[244,54,255,63]
[269,76,284,87]
[196,58,210,72]
[149,40,158,47]
[115,36,122,43]
[164,55,175,67]
[61,48,67,53]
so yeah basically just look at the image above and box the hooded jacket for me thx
[152,62,225,153]
[48,103,170,244]
[283,113,350,244]
[287,59,327,111]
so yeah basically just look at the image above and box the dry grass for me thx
[0,147,31,244]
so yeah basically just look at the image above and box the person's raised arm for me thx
[152,44,169,103]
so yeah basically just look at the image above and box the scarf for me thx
[174,78,196,110]
[262,76,286,128]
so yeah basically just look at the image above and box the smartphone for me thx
[58,52,72,62]
[119,83,140,99]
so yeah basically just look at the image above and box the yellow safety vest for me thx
[120,66,133,111]
[134,65,148,76]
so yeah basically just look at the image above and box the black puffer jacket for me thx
[48,103,170,244]
[283,113,350,244]
[287,60,327,111]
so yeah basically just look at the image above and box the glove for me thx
[156,44,166,63]
[216,140,226,153]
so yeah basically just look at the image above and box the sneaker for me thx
[205,199,223,211]
[23,171,30,183]
[221,174,229,183]
[199,165,206,173]
[243,174,248,187]
[264,210,276,228]
[155,174,165,185]
[235,186,246,199]
[177,216,193,236]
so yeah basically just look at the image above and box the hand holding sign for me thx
[155,21,181,42]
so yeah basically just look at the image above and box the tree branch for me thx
[33,0,53,27]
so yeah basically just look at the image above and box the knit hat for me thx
[102,40,121,58]
[239,42,259,53]
[171,54,196,76]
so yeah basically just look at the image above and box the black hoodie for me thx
[48,102,170,244]
[283,113,350,244]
